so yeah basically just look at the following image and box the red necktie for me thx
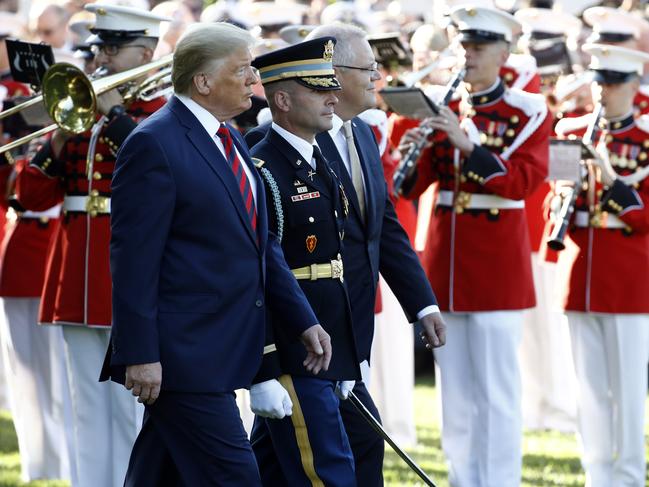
[216,124,257,233]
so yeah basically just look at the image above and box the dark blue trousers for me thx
[124,391,261,487]
[251,379,383,487]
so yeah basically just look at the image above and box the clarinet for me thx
[546,103,604,251]
[392,69,466,198]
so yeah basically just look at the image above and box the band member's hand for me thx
[97,88,124,116]
[426,106,474,156]
[335,380,355,400]
[300,324,332,374]
[419,312,446,349]
[397,122,435,156]
[125,361,162,405]
[250,378,293,419]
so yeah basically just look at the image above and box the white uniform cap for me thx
[279,25,315,45]
[199,2,248,27]
[582,6,645,40]
[450,5,521,43]
[85,4,171,42]
[552,0,599,17]
[515,8,581,37]
[244,1,307,28]
[320,2,362,26]
[584,43,649,76]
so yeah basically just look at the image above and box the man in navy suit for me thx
[247,24,446,486]
[106,22,332,486]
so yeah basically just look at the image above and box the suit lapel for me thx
[170,97,259,248]
[268,129,331,200]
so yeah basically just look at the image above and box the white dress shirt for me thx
[175,94,257,203]
[271,122,317,169]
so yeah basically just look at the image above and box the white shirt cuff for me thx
[417,305,440,320]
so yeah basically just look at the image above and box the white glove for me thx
[250,379,293,419]
[335,380,355,400]
[360,360,371,387]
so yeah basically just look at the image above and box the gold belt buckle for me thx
[331,257,344,282]
[86,193,109,217]
[454,191,471,214]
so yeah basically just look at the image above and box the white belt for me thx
[63,195,111,214]
[437,190,525,210]
[574,210,626,229]
[8,204,61,220]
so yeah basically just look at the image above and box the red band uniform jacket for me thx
[554,112,649,313]
[405,79,551,311]
[15,97,166,326]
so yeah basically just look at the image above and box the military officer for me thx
[248,36,360,487]
[403,6,552,486]
[553,44,649,487]
[15,5,169,487]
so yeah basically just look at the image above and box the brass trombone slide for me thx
[0,54,173,154]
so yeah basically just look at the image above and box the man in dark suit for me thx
[106,22,332,486]
[249,37,361,486]
[246,24,446,486]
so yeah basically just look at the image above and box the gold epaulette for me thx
[252,157,265,168]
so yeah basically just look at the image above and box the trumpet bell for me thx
[42,63,96,135]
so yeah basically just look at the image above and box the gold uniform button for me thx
[506,129,515,137]
[39,216,49,224]
[639,152,647,161]
[93,171,102,180]
[89,210,98,218]
[95,153,103,162]
[510,115,519,124]
[489,208,499,216]
[90,189,99,197]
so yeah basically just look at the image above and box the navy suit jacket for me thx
[246,118,436,362]
[107,96,317,392]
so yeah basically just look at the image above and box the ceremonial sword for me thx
[347,391,437,487]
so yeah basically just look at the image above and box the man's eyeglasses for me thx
[92,44,148,56]
[334,62,379,73]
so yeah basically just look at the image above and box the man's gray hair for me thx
[172,22,254,95]
[306,23,367,66]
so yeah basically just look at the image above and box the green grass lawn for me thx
[0,378,647,486]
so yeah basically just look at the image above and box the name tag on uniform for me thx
[297,186,308,194]
[292,191,320,202]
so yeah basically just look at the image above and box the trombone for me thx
[0,54,173,154]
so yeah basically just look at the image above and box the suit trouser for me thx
[62,326,142,487]
[435,311,523,487]
[251,376,357,487]
[567,312,649,487]
[125,390,261,487]
[0,297,72,481]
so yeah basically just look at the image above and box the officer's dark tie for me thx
[312,145,332,186]
[216,124,257,233]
